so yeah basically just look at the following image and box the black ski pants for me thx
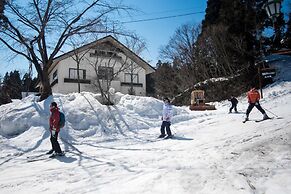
[229,103,238,113]
[50,131,62,153]
[160,121,172,136]
[246,102,266,117]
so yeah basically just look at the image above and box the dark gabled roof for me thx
[49,35,155,74]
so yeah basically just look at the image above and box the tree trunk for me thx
[39,66,52,101]
[77,63,80,93]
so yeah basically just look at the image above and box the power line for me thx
[121,11,205,24]
[128,7,205,18]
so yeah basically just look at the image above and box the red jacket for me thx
[247,88,260,104]
[49,107,60,132]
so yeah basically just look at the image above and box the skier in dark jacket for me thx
[228,96,238,113]
[47,102,63,155]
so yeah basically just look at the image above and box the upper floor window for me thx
[124,73,139,83]
[69,68,86,79]
[98,66,113,80]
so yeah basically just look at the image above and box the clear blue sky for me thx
[0,0,207,77]
[1,0,289,77]
[121,0,207,65]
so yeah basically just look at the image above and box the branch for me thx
[0,37,29,60]
[7,2,40,32]
[49,0,101,60]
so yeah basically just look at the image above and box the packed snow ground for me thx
[0,55,290,194]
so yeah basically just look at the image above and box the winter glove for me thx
[51,129,56,137]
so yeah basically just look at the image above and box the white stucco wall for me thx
[51,48,147,96]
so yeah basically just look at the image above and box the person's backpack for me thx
[59,112,65,128]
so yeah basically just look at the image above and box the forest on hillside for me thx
[153,0,291,105]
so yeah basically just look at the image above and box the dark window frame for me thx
[69,68,86,80]
[124,73,139,84]
[64,78,91,84]
[98,66,113,80]
[53,70,58,80]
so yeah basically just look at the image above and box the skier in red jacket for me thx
[244,86,269,122]
[47,102,63,155]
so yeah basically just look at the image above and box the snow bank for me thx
[266,54,291,82]
[0,92,193,138]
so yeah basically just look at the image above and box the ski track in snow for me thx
[0,57,291,194]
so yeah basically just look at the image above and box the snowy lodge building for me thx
[47,35,155,96]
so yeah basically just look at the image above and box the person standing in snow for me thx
[158,97,173,139]
[228,96,238,113]
[47,102,63,155]
[244,86,269,122]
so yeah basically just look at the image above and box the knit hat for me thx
[163,97,170,103]
[50,102,58,108]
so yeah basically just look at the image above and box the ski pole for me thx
[264,108,279,117]
[172,125,178,135]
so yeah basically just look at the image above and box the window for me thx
[124,73,139,83]
[69,68,86,79]
[53,70,58,80]
[98,66,113,80]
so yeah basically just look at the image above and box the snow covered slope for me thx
[0,56,290,194]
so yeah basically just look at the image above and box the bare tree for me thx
[123,35,146,95]
[67,37,92,93]
[197,24,248,77]
[160,23,200,66]
[86,43,132,104]
[159,23,202,90]
[80,34,146,104]
[153,62,178,99]
[125,60,141,95]
[158,22,249,101]
[0,0,131,101]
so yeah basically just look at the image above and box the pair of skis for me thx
[27,152,65,162]
[242,117,271,123]
[242,116,283,123]
[157,135,174,140]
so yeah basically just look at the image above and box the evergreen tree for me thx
[3,71,22,99]
[0,0,7,27]
[0,72,11,105]
[22,73,38,92]
[22,73,31,92]
[270,13,285,50]
[0,85,12,105]
[0,0,4,14]
[284,13,291,49]
[146,73,155,97]
[202,0,221,31]
[30,77,38,92]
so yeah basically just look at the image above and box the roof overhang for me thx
[48,35,156,75]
